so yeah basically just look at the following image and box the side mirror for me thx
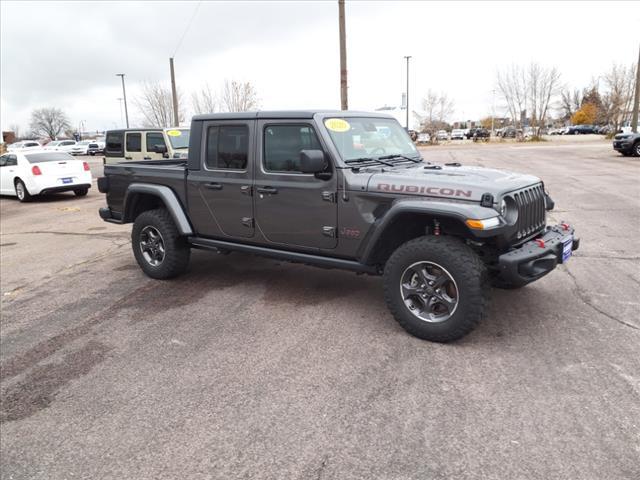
[153,145,168,154]
[299,149,327,175]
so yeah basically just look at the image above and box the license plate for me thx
[562,236,573,263]
[62,177,73,184]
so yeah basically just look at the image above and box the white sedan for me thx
[0,150,92,202]
[70,140,93,155]
[44,140,77,152]
[7,140,41,151]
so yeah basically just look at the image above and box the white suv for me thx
[7,141,41,151]
[44,140,77,152]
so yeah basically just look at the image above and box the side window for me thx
[126,133,141,152]
[263,124,322,173]
[146,132,166,152]
[5,155,18,166]
[205,125,248,170]
[106,132,123,156]
[0,155,6,167]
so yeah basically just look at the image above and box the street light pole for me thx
[117,98,124,128]
[338,0,348,110]
[491,89,496,136]
[404,55,412,130]
[631,44,640,133]
[116,74,129,128]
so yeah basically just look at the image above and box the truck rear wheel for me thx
[132,208,190,279]
[383,236,489,342]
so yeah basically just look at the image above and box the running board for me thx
[188,236,378,275]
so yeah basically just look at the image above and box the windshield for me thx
[166,129,190,149]
[323,117,419,162]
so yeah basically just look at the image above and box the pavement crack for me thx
[563,266,639,331]
[315,455,329,480]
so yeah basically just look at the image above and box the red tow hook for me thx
[535,238,546,248]
[561,222,571,231]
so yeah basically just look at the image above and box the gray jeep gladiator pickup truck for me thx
[98,111,579,342]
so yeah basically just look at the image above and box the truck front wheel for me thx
[132,208,190,279]
[383,236,489,342]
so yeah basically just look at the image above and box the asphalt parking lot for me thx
[1,140,639,479]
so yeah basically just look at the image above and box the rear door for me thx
[188,120,255,238]
[254,120,338,249]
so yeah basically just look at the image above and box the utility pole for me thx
[170,57,180,127]
[116,74,129,128]
[631,44,640,133]
[338,0,348,110]
[117,98,124,127]
[404,55,411,129]
[491,89,496,136]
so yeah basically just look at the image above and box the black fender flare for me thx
[358,199,501,264]
[123,183,193,235]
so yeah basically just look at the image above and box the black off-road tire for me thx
[14,179,32,202]
[383,236,489,342]
[74,187,89,196]
[131,208,190,279]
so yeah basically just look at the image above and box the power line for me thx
[172,1,202,58]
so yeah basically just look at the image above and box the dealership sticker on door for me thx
[561,236,573,263]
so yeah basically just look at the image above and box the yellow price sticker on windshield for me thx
[324,118,351,132]
[167,130,182,137]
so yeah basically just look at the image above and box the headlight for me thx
[499,199,507,217]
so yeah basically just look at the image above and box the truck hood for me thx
[366,164,541,201]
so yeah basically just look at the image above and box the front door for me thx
[0,154,17,194]
[144,131,167,160]
[254,120,338,250]
[188,120,254,238]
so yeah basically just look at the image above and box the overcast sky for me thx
[1,0,639,133]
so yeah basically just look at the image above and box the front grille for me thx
[513,184,546,240]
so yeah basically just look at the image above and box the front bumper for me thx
[613,140,632,153]
[497,224,579,287]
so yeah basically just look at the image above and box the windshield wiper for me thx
[378,154,423,163]
[345,157,395,167]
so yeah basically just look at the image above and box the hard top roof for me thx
[191,110,395,121]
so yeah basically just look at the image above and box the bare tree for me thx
[29,108,71,140]
[191,83,218,114]
[601,63,637,131]
[420,90,454,139]
[528,63,561,134]
[560,88,581,120]
[220,80,259,112]
[437,93,455,124]
[497,63,561,134]
[135,81,185,128]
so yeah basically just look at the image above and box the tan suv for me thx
[103,128,189,164]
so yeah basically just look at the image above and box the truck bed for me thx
[101,160,188,218]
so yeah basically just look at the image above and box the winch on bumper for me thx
[497,224,580,287]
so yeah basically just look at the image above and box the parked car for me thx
[470,128,490,140]
[7,140,41,151]
[98,110,579,343]
[104,128,190,164]
[44,140,77,152]
[416,132,431,144]
[450,129,465,140]
[612,132,640,157]
[70,140,93,155]
[436,130,449,141]
[0,150,92,201]
[567,125,597,135]
[87,142,105,156]
[500,127,518,138]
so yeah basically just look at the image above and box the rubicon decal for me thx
[377,183,472,198]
